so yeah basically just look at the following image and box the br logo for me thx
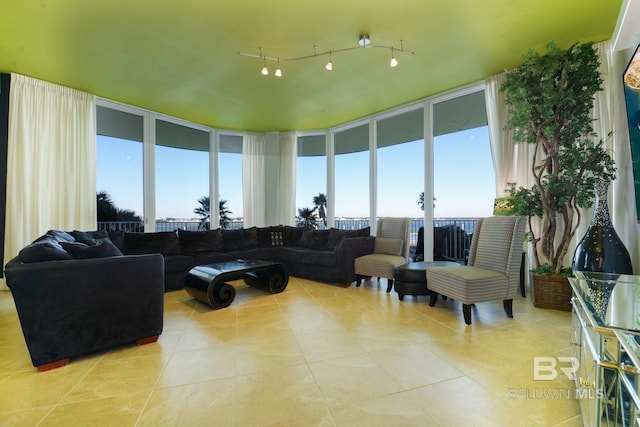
[533,356,579,381]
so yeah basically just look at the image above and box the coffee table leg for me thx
[244,269,288,293]
[207,281,236,309]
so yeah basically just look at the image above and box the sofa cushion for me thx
[60,241,123,259]
[298,229,330,250]
[222,227,257,251]
[277,247,336,267]
[43,230,75,243]
[282,226,303,246]
[326,228,358,250]
[374,237,404,256]
[17,238,73,263]
[257,226,286,247]
[356,226,371,237]
[163,254,195,273]
[178,229,224,253]
[124,231,181,255]
[107,231,126,252]
[70,230,110,245]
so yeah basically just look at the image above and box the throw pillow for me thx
[355,226,371,237]
[61,241,124,259]
[299,229,330,250]
[17,238,73,263]
[374,237,404,256]
[326,228,357,250]
[70,230,110,245]
[108,231,126,252]
[222,227,258,251]
[44,230,75,243]
[282,226,303,246]
[124,231,181,255]
[178,229,224,253]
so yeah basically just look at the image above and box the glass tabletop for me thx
[569,271,640,335]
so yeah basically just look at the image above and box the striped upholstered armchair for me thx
[354,217,410,292]
[426,216,526,325]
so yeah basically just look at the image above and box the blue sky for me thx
[97,125,495,221]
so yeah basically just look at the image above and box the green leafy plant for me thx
[502,41,616,275]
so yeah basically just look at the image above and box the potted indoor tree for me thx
[501,41,616,311]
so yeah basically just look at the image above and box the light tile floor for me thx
[0,277,582,426]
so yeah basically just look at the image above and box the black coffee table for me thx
[185,260,289,309]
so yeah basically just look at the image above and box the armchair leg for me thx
[463,304,472,325]
[386,279,394,293]
[356,276,362,287]
[429,292,438,307]
[503,299,514,318]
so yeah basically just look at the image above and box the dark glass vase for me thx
[572,182,633,275]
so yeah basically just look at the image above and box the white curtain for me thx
[485,73,537,199]
[276,132,297,225]
[2,74,96,290]
[242,131,266,227]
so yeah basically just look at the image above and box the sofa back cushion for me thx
[257,226,285,247]
[70,230,110,245]
[17,238,73,263]
[60,240,124,259]
[178,229,224,253]
[124,231,181,255]
[298,229,331,250]
[326,228,357,250]
[222,227,257,251]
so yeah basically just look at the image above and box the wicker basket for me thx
[531,274,572,312]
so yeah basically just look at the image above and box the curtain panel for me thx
[2,74,96,290]
[276,132,297,226]
[242,131,266,227]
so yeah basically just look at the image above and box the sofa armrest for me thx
[334,236,375,283]
[5,254,165,367]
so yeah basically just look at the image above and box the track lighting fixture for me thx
[390,47,398,68]
[325,51,333,71]
[260,48,268,75]
[241,34,413,77]
[275,58,282,77]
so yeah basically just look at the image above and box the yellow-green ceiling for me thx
[0,0,623,132]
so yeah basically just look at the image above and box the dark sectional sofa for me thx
[7,225,374,292]
[128,225,374,290]
[4,226,373,370]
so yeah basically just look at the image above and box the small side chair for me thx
[425,216,526,325]
[354,217,410,292]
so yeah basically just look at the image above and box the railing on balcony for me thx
[97,217,478,262]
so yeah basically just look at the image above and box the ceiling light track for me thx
[240,34,414,76]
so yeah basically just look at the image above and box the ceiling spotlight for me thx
[325,51,333,71]
[275,58,282,77]
[260,48,268,75]
[358,34,370,47]
[390,48,398,67]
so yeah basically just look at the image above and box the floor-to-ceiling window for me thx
[376,108,425,219]
[218,134,243,229]
[155,119,210,231]
[432,90,493,219]
[296,134,326,228]
[430,88,493,260]
[334,123,369,229]
[96,105,144,231]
